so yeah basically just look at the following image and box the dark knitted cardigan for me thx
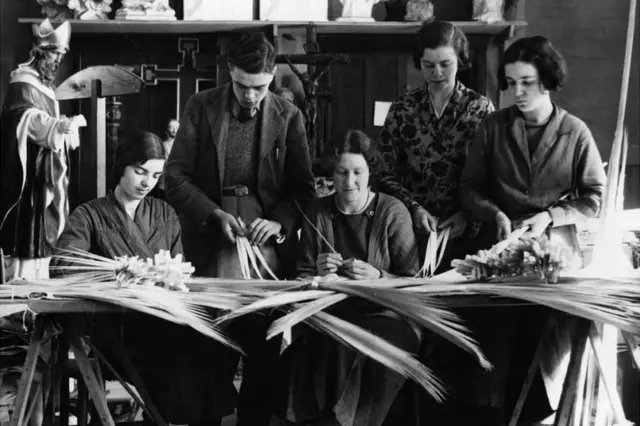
[297,193,419,278]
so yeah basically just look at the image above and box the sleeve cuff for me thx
[548,206,568,227]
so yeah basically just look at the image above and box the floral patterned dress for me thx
[379,81,494,221]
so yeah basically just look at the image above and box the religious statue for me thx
[405,0,434,21]
[115,0,177,20]
[163,118,179,157]
[0,19,86,280]
[37,0,113,20]
[472,0,505,23]
[337,0,384,22]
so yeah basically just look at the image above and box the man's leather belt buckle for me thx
[223,185,250,197]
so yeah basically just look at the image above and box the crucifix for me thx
[276,25,350,161]
[55,66,144,200]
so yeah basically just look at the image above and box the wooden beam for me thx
[90,80,107,199]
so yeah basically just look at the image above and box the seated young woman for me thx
[279,130,420,426]
[50,131,235,426]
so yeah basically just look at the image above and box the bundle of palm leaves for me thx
[0,244,496,402]
[452,232,582,283]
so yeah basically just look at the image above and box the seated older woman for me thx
[280,130,420,426]
[51,131,233,426]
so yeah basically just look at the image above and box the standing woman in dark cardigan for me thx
[459,36,606,424]
[280,130,420,426]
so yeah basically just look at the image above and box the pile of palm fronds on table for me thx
[452,229,583,283]
[3,243,640,401]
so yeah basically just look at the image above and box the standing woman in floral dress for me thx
[379,20,494,272]
[378,20,497,424]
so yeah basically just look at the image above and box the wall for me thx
[524,0,640,208]
[0,1,41,105]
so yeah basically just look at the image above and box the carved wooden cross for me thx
[138,38,217,118]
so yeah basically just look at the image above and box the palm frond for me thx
[213,289,333,325]
[267,293,349,339]
[317,282,492,369]
[295,200,338,254]
[306,310,447,402]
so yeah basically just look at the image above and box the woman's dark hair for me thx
[228,32,276,74]
[498,36,567,91]
[413,20,471,70]
[111,131,165,188]
[325,130,382,187]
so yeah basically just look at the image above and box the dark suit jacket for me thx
[165,83,315,277]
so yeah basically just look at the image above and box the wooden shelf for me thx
[18,18,526,36]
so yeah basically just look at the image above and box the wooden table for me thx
[4,293,638,426]
[5,299,168,426]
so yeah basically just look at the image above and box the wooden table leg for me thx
[622,331,640,371]
[588,324,629,425]
[66,326,116,426]
[58,338,70,426]
[10,317,45,426]
[554,319,591,426]
[89,343,166,425]
[96,323,168,426]
[509,314,555,426]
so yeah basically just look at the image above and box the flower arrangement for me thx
[452,234,582,283]
[37,0,113,20]
[113,250,194,291]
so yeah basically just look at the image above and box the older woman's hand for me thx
[438,211,467,239]
[413,207,438,233]
[342,259,381,280]
[317,252,343,276]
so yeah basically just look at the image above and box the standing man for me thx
[0,19,84,280]
[165,32,315,425]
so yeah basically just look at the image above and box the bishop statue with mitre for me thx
[0,19,85,280]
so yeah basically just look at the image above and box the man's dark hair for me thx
[228,32,276,74]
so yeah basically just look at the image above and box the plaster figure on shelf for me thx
[162,118,180,157]
[472,0,505,23]
[37,0,113,20]
[405,0,435,22]
[0,19,86,280]
[115,0,176,20]
[71,0,114,20]
[337,0,383,22]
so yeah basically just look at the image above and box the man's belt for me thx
[222,185,252,197]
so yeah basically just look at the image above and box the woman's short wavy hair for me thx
[111,131,165,189]
[498,36,567,91]
[412,20,471,70]
[324,130,382,188]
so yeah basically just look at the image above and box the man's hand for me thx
[213,210,245,243]
[522,211,552,237]
[413,207,438,233]
[341,258,381,280]
[247,218,282,246]
[495,211,512,241]
[317,252,343,276]
[438,211,467,239]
